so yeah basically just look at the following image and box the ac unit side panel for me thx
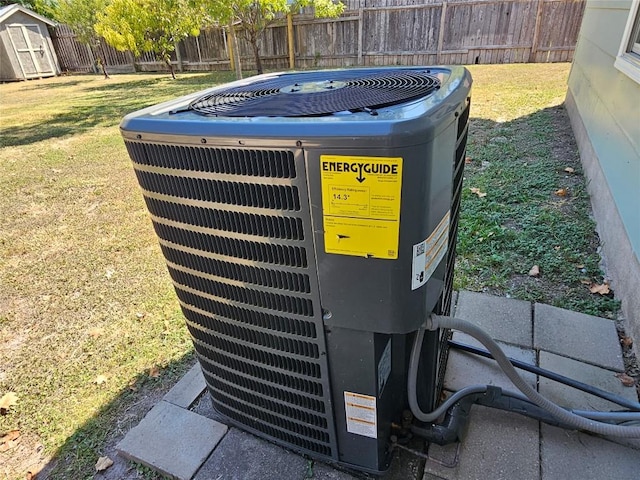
[305,121,459,334]
[323,328,409,472]
[125,141,340,461]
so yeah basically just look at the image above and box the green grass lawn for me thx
[457,65,617,316]
[0,65,617,479]
[0,72,237,479]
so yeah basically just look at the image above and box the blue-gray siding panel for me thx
[568,0,640,255]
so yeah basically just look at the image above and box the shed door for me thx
[8,24,54,78]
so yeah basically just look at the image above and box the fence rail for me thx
[50,0,585,74]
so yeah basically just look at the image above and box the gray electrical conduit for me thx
[409,383,640,425]
[408,314,640,437]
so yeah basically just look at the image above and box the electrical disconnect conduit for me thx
[408,314,640,438]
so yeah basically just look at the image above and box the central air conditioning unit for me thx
[121,66,471,474]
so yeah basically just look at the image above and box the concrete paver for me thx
[539,351,638,411]
[445,332,536,392]
[189,394,424,480]
[541,424,640,480]
[192,428,356,480]
[534,303,624,371]
[117,400,227,480]
[163,362,207,409]
[454,291,532,346]
[423,405,540,480]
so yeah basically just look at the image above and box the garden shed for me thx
[0,3,60,81]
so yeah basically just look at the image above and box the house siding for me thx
[566,0,640,350]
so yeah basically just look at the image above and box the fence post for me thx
[50,3,585,73]
[530,0,545,62]
[287,13,295,69]
[127,50,136,72]
[228,22,242,79]
[174,41,183,72]
[357,5,363,65]
[437,1,448,64]
[227,25,235,73]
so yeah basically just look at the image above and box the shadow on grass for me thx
[40,351,198,479]
[1,72,239,148]
[1,101,146,148]
[17,79,86,91]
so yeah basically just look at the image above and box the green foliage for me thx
[298,0,344,17]
[54,0,112,77]
[95,0,207,77]
[54,0,108,46]
[1,0,58,18]
[214,0,345,28]
[222,0,345,73]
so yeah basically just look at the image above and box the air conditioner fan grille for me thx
[188,69,440,117]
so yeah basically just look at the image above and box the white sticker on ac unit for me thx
[411,211,450,290]
[344,392,377,438]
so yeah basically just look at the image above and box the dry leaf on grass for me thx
[0,430,20,452]
[0,392,18,415]
[465,156,473,164]
[95,456,114,472]
[589,283,610,295]
[554,188,568,197]
[564,167,575,173]
[469,187,487,198]
[615,373,635,387]
[85,202,100,214]
[149,366,161,378]
[88,327,104,339]
[95,375,108,385]
[528,265,540,277]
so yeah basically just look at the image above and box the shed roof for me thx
[0,4,57,26]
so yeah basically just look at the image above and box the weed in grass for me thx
[134,461,168,479]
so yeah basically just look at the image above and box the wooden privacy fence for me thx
[50,0,585,74]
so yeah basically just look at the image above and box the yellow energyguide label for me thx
[320,155,403,259]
